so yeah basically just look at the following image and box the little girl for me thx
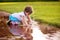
[8,6,33,27]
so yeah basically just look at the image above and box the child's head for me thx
[24,6,33,15]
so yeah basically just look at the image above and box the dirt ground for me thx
[39,23,60,34]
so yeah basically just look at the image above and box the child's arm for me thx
[27,15,32,25]
[20,16,29,27]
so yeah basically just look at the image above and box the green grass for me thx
[0,2,60,27]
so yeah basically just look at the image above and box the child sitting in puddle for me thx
[8,6,33,40]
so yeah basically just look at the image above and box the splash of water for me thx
[31,20,48,40]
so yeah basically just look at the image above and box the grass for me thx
[0,2,60,27]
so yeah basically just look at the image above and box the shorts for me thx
[9,15,20,25]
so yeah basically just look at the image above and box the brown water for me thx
[0,20,60,40]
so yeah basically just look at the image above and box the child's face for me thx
[25,12,31,16]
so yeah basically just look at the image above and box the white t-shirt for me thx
[11,12,27,21]
[10,12,28,24]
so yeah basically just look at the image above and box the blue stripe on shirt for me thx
[9,15,20,22]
